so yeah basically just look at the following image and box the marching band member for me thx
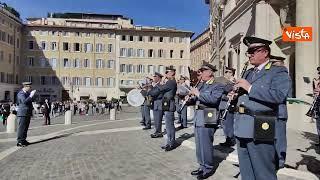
[176,76,189,129]
[148,67,177,151]
[270,55,291,168]
[219,66,237,147]
[232,37,291,179]
[312,67,320,147]
[140,77,153,130]
[189,63,224,179]
[148,72,165,138]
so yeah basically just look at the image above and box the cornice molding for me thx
[223,0,256,29]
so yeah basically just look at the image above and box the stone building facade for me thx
[20,13,193,102]
[190,28,210,70]
[205,0,320,127]
[0,5,22,102]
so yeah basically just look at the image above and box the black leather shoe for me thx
[165,145,174,152]
[197,172,212,179]
[191,169,203,176]
[219,141,232,147]
[24,141,30,145]
[142,127,151,130]
[17,142,27,147]
[140,122,146,126]
[151,133,163,138]
[220,137,235,147]
[161,144,169,149]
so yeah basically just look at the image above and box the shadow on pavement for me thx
[296,131,319,154]
[211,144,236,176]
[286,131,320,177]
[232,164,240,178]
[284,154,320,177]
[175,133,194,147]
[29,133,73,145]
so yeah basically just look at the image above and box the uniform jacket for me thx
[234,63,292,138]
[16,90,34,117]
[148,83,163,111]
[148,79,177,112]
[193,78,224,127]
[216,76,234,111]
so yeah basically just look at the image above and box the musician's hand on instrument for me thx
[235,79,251,92]
[230,77,236,82]
[184,95,190,101]
[227,91,237,100]
[190,88,200,97]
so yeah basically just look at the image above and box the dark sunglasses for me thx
[246,47,265,55]
[225,71,233,73]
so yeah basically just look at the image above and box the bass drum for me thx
[127,89,145,107]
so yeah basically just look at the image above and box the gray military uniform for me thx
[193,78,224,175]
[141,90,151,128]
[149,83,164,133]
[234,63,291,180]
[177,84,189,127]
[217,78,235,140]
[150,79,177,146]
[16,90,34,144]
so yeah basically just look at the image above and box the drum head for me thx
[127,89,145,107]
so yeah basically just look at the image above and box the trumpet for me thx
[220,61,250,119]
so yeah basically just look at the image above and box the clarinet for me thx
[177,77,202,113]
[220,61,249,119]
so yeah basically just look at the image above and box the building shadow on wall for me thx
[22,29,66,105]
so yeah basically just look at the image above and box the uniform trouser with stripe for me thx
[164,111,175,146]
[222,112,234,138]
[236,138,277,180]
[179,105,187,127]
[144,105,151,128]
[195,127,215,174]
[17,116,31,143]
[153,109,163,133]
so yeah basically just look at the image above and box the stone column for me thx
[6,113,17,133]
[110,108,116,120]
[65,110,72,125]
[294,0,319,128]
[255,0,270,39]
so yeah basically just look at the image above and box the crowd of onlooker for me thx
[0,101,17,126]
[0,99,124,127]
[48,100,123,117]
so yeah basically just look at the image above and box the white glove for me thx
[29,90,36,98]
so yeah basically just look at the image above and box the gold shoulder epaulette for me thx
[207,78,215,84]
[265,62,272,70]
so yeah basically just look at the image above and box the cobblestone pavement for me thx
[0,106,318,180]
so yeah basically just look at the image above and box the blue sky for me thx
[3,0,209,37]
